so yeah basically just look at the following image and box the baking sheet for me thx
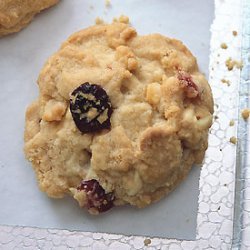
[0,0,214,240]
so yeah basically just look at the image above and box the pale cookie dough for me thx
[24,18,214,214]
[0,0,59,36]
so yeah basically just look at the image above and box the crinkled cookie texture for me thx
[0,0,59,36]
[24,18,214,214]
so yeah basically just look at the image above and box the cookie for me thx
[24,17,214,214]
[0,0,59,36]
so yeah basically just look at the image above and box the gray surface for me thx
[0,0,214,240]
[232,0,250,247]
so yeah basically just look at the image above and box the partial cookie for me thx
[0,0,59,36]
[24,17,214,214]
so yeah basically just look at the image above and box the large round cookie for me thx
[24,17,214,214]
[0,0,59,36]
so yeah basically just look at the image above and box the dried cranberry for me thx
[70,83,112,133]
[178,71,199,98]
[77,179,115,213]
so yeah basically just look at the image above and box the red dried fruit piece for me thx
[77,179,115,214]
[178,71,199,98]
[70,83,113,133]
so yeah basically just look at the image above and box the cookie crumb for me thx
[113,15,129,24]
[229,120,235,126]
[225,58,234,70]
[230,136,237,144]
[221,43,228,49]
[144,239,151,246]
[214,115,219,120]
[95,17,104,25]
[105,0,111,7]
[241,108,250,120]
[118,15,129,24]
[225,58,243,71]
[235,60,244,69]
[232,30,238,36]
[221,79,230,86]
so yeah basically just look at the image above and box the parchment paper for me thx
[0,0,213,240]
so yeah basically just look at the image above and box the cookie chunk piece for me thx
[24,18,214,214]
[0,0,59,36]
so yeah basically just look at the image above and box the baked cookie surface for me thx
[24,17,214,214]
[0,0,59,36]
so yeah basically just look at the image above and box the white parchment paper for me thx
[0,0,213,240]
